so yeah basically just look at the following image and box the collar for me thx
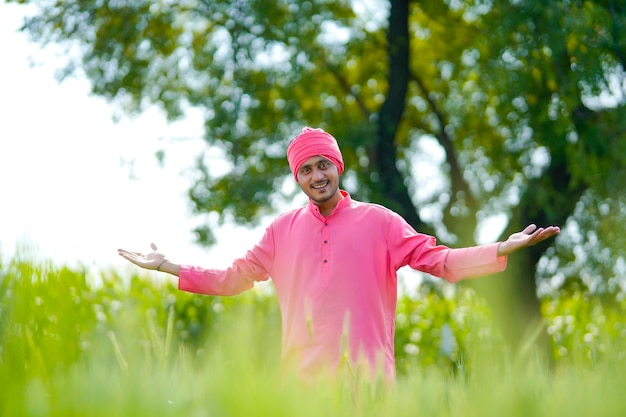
[307,190,352,221]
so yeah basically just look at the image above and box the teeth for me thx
[312,181,328,189]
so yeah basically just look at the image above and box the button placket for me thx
[321,221,331,288]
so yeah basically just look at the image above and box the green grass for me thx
[1,255,625,416]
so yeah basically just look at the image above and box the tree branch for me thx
[410,70,479,225]
[608,0,626,69]
[325,62,372,120]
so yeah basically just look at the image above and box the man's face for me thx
[296,155,341,208]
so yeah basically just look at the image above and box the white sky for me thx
[0,3,262,273]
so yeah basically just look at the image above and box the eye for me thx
[319,162,331,169]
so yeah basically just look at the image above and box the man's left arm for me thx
[430,224,560,283]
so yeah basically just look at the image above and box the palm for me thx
[499,224,560,256]
[118,243,167,270]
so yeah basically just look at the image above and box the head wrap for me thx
[287,127,344,181]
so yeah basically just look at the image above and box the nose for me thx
[311,167,325,181]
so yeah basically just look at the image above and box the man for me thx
[118,127,560,381]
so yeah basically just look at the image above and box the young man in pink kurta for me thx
[119,127,560,381]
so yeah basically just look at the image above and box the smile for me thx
[312,181,329,190]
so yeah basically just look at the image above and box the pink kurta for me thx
[179,191,507,379]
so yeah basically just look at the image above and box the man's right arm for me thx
[118,226,275,296]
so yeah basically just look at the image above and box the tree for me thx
[471,0,626,352]
[10,0,626,359]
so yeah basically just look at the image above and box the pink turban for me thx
[287,127,344,181]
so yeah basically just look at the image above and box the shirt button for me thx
[323,240,328,244]
[323,259,328,263]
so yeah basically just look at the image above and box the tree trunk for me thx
[473,146,585,363]
[374,0,428,231]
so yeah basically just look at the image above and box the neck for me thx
[314,189,344,216]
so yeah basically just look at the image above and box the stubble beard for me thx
[309,182,339,205]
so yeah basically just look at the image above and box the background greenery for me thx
[3,0,626,414]
[2,254,625,416]
[8,0,626,358]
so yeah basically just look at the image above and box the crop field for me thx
[1,255,625,416]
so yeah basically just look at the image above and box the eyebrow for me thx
[299,157,331,170]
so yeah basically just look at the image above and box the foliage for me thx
[8,0,625,280]
[543,287,626,364]
[538,190,626,299]
[2,257,626,415]
[6,0,626,362]
[0,255,280,392]
[394,280,498,376]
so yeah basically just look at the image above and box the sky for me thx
[0,3,262,273]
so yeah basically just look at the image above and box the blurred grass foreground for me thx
[1,254,626,416]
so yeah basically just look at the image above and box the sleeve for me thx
[178,225,275,296]
[386,213,507,283]
[438,244,507,283]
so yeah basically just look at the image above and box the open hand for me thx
[497,224,560,256]
[118,243,167,270]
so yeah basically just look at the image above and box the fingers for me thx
[118,243,160,258]
[117,248,141,256]
[117,247,147,265]
[527,226,560,246]
[117,244,167,271]
[522,224,538,235]
[117,249,142,262]
[523,224,560,240]
[117,248,134,258]
[538,226,560,241]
